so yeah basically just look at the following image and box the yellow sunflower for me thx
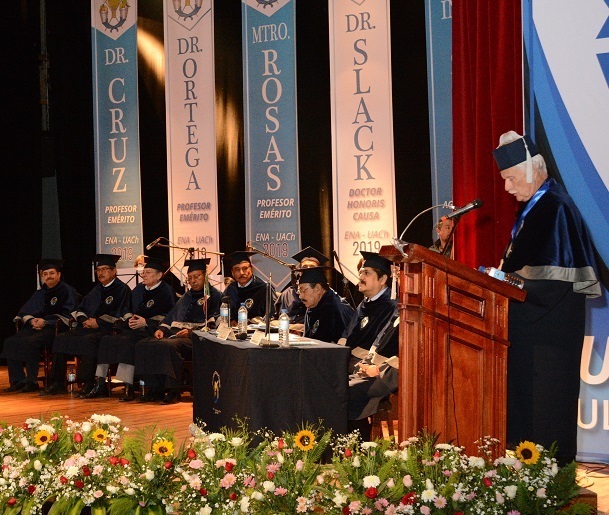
[153,439,174,457]
[515,441,540,465]
[92,429,109,443]
[34,430,52,446]
[294,430,315,451]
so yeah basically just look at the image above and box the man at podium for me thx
[493,130,600,465]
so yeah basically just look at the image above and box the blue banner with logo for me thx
[241,0,301,288]
[524,0,609,463]
[91,0,144,268]
[424,0,453,225]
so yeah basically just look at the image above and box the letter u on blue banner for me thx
[91,0,144,268]
[242,0,301,289]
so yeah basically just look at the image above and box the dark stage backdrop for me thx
[2,1,432,345]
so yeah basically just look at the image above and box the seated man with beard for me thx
[133,258,221,404]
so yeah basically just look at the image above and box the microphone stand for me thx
[332,250,357,309]
[246,242,296,270]
[395,201,455,244]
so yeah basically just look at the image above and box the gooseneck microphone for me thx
[444,199,483,220]
[145,237,162,251]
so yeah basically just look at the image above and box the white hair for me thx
[497,131,548,181]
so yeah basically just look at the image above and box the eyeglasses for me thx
[95,266,112,273]
[187,273,205,282]
[297,286,312,295]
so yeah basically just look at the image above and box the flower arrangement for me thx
[0,414,593,514]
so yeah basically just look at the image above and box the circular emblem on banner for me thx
[212,371,221,404]
[311,319,320,335]
[197,298,205,306]
[50,297,58,306]
[360,316,369,329]
[245,298,254,309]
[146,299,155,308]
[105,296,114,305]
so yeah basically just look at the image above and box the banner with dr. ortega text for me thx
[329,0,397,284]
[242,0,301,289]
[91,0,144,268]
[164,0,221,284]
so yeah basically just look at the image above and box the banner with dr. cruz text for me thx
[164,0,221,282]
[242,0,301,289]
[329,0,397,284]
[91,0,144,268]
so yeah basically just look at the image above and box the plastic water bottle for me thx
[478,266,524,289]
[219,298,230,327]
[237,303,248,336]
[278,308,290,347]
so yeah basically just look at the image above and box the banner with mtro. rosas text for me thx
[329,0,397,284]
[91,0,144,268]
[242,0,301,289]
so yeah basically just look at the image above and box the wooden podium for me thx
[380,243,526,455]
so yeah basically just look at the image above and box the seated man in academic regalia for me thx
[40,254,131,396]
[342,251,397,373]
[1,258,80,393]
[133,258,221,404]
[275,246,330,324]
[223,250,277,324]
[83,256,176,401]
[296,266,355,343]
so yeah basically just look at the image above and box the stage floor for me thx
[0,365,607,513]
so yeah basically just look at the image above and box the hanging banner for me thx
[241,0,301,289]
[91,0,144,268]
[524,0,609,463]
[329,0,397,284]
[424,0,453,226]
[163,0,221,283]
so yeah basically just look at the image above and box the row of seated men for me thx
[1,247,399,439]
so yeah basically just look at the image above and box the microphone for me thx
[444,199,483,220]
[146,237,162,250]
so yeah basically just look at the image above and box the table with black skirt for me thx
[192,332,350,435]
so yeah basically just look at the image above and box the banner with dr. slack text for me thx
[164,0,221,284]
[91,0,144,268]
[329,0,397,284]
[242,0,301,290]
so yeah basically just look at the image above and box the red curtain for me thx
[452,0,523,269]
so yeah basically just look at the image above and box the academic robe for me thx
[275,286,306,323]
[224,275,276,321]
[303,288,355,343]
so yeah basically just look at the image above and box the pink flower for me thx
[434,496,447,508]
[266,462,281,474]
[420,506,431,515]
[296,459,304,471]
[374,498,388,510]
[403,474,413,487]
[243,475,256,488]
[189,459,204,470]
[348,500,361,512]
[93,490,104,499]
[220,473,237,489]
[274,487,288,496]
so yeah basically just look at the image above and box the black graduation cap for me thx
[291,246,329,266]
[492,134,539,171]
[223,251,256,270]
[360,251,392,277]
[296,266,332,286]
[95,254,121,268]
[185,258,211,273]
[144,256,166,273]
[38,258,64,271]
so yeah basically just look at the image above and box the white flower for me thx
[363,475,380,488]
[34,460,42,471]
[333,492,348,506]
[361,442,378,450]
[421,488,436,501]
[252,491,264,501]
[231,437,244,447]
[39,443,48,452]
[240,496,250,512]
[125,487,135,495]
[352,456,361,467]
[496,492,505,504]
[468,456,485,468]
[81,422,92,433]
[66,466,79,478]
[199,508,212,515]
[38,424,55,434]
[504,485,518,499]
[20,438,29,448]
[25,418,41,427]
[204,447,215,459]
[263,480,276,492]
[384,450,397,458]
[425,478,434,490]
[435,443,453,450]
[386,478,395,488]
[145,469,155,480]
[277,452,285,464]
[208,433,225,442]
[106,485,118,494]
[551,462,559,475]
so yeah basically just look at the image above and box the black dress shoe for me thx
[4,382,25,393]
[39,383,67,396]
[76,382,95,398]
[161,390,181,404]
[137,389,163,403]
[20,381,40,393]
[119,384,135,402]
[82,378,109,399]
